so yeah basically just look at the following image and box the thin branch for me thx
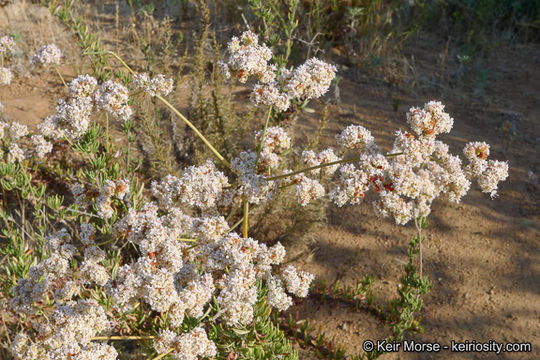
[156,94,231,169]
[414,217,423,278]
[266,152,403,181]
[53,63,68,88]
[153,348,174,360]
[254,106,273,166]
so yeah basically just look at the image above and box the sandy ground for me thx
[1,2,538,359]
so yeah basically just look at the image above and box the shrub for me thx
[0,8,510,359]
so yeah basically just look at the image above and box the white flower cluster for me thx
[230,126,292,204]
[281,264,314,297]
[80,244,110,286]
[329,163,371,207]
[255,126,291,154]
[37,74,134,142]
[8,121,28,140]
[0,119,52,162]
[95,80,133,121]
[12,332,118,360]
[267,276,292,311]
[230,127,334,207]
[463,141,509,197]
[251,83,291,112]
[284,148,340,206]
[231,150,277,204]
[0,66,12,85]
[219,30,274,84]
[73,179,130,219]
[245,101,507,224]
[133,73,174,97]
[106,199,300,324]
[30,43,62,66]
[154,328,216,360]
[292,174,326,206]
[10,299,115,360]
[68,73,98,99]
[407,100,453,137]
[30,134,53,158]
[10,227,77,314]
[323,101,508,224]
[38,75,97,141]
[151,160,229,211]
[336,124,377,152]
[0,35,15,57]
[50,98,93,140]
[0,35,15,86]
[301,148,340,176]
[9,160,314,357]
[221,31,337,112]
[282,58,337,101]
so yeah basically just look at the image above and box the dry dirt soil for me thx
[1,2,538,360]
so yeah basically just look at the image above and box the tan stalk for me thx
[242,198,249,238]
[156,94,230,169]
[53,63,68,88]
[152,348,174,360]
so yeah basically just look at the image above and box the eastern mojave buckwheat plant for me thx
[0,16,510,360]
